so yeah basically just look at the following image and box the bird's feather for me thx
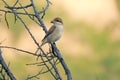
[41,25,56,46]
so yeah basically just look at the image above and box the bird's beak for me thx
[51,20,54,23]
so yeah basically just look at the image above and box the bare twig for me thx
[52,44,72,80]
[0,46,42,57]
[18,3,40,26]
[0,49,16,80]
[0,9,35,16]
[6,4,32,9]
[13,0,19,7]
[38,0,51,14]
[4,12,9,28]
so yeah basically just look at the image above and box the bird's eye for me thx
[56,19,59,22]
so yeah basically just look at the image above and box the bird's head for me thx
[51,17,63,25]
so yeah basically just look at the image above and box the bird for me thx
[41,17,64,46]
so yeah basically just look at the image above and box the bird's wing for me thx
[42,25,56,42]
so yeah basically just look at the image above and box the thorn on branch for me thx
[14,13,17,23]
[5,12,9,28]
[41,7,46,19]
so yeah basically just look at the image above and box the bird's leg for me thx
[51,43,57,57]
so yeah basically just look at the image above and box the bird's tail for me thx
[41,38,47,46]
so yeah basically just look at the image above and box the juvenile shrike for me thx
[41,17,63,46]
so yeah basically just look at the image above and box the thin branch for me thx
[0,49,16,80]
[4,12,9,28]
[26,58,53,66]
[30,0,48,32]
[52,44,72,80]
[26,67,53,80]
[41,7,46,19]
[38,0,51,14]
[0,46,42,57]
[0,9,35,16]
[1,0,9,6]
[6,3,32,9]
[18,3,40,26]
[13,0,19,7]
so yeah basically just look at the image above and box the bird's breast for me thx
[47,25,63,42]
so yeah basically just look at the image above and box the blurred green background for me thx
[0,0,120,80]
